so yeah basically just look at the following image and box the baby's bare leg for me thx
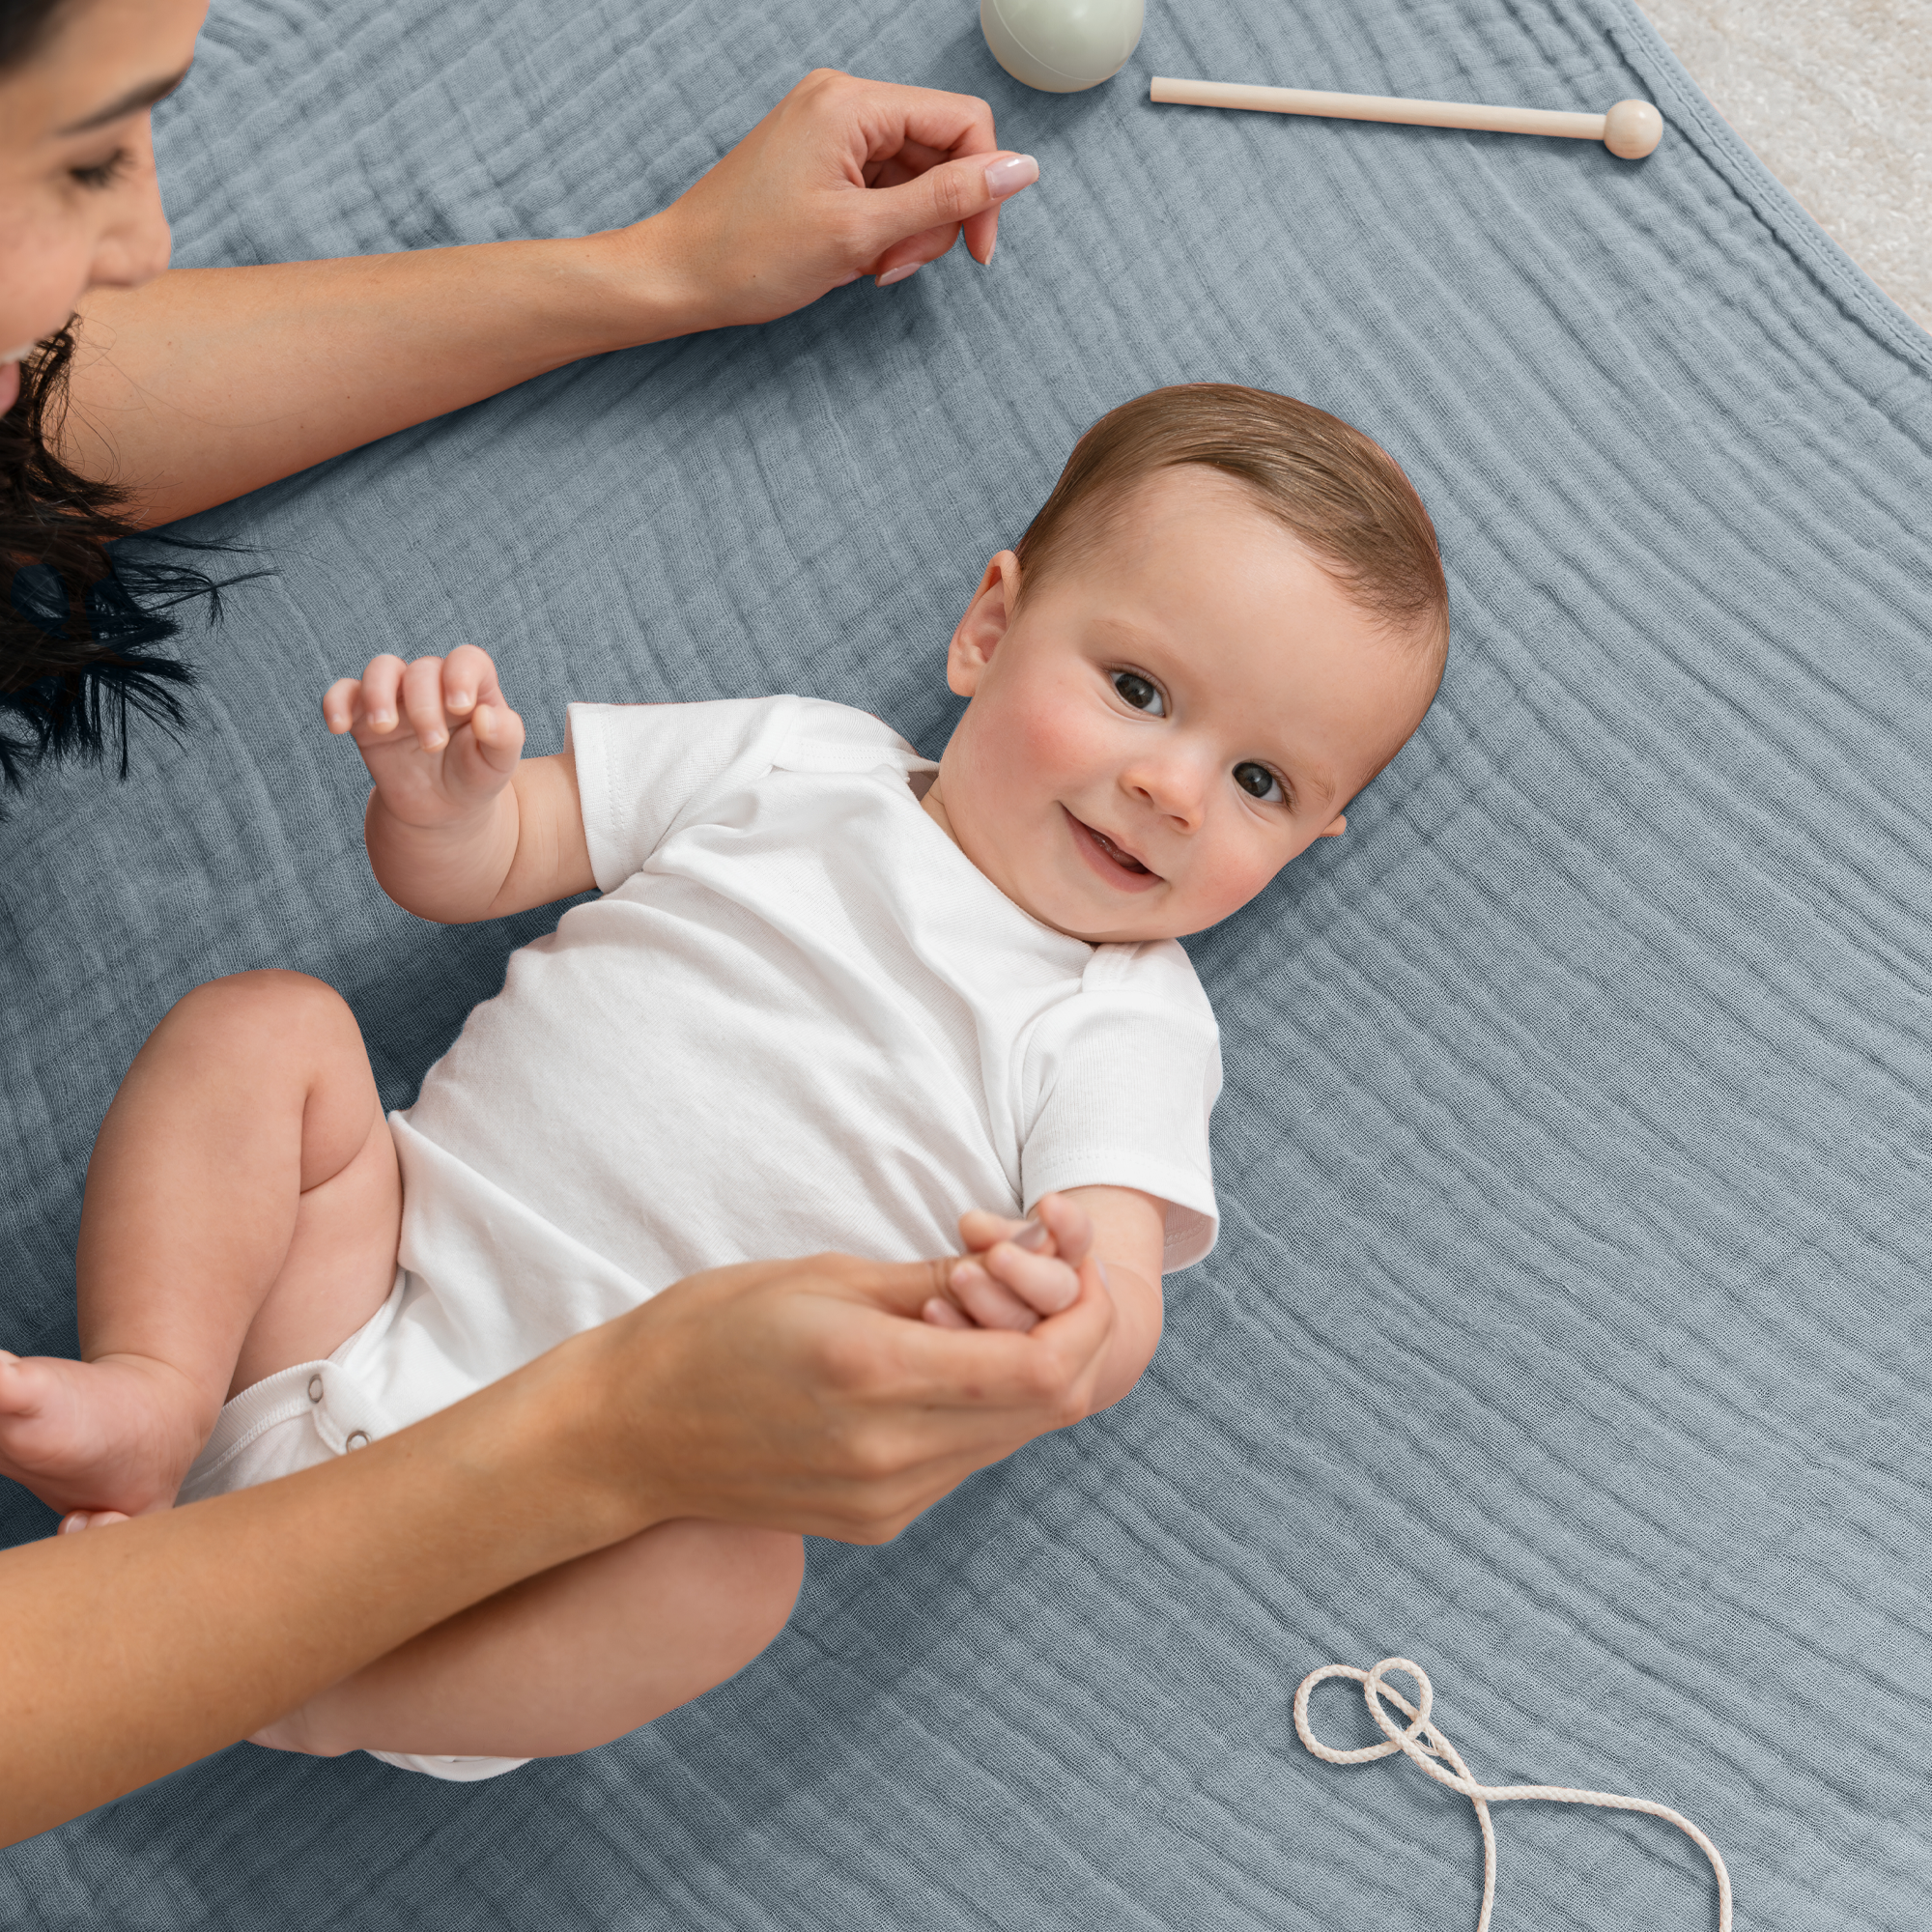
[0,971,400,1520]
[261,1520,804,1761]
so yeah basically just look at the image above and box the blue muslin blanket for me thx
[2,0,1927,1924]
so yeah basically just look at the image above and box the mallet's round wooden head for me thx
[1603,99,1663,159]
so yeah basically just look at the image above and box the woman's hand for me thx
[64,71,1040,526]
[554,1245,1119,1547]
[625,69,1040,328]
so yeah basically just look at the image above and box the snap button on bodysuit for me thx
[307,1375,324,1403]
[345,1430,370,1450]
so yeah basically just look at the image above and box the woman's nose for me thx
[87,144,173,293]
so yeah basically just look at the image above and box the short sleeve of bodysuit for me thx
[1018,942,1223,1268]
[567,696,801,889]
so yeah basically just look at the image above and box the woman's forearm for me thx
[53,70,1040,530]
[0,1246,1110,1846]
[0,1325,659,1848]
[63,227,694,527]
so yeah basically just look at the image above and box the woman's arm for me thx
[60,70,1039,527]
[0,1245,1117,1847]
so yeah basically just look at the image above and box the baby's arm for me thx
[928,1188,1165,1414]
[322,646,594,923]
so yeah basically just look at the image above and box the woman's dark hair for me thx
[2,0,250,790]
[0,0,63,66]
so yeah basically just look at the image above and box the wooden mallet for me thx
[1151,75,1664,159]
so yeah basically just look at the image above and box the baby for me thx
[0,384,1447,1779]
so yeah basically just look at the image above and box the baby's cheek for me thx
[1187,838,1287,926]
[1010,687,1106,788]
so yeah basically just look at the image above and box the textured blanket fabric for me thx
[3,0,1928,1924]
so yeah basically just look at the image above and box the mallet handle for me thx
[1150,75,1605,142]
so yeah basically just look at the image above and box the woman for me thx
[0,0,1094,1848]
[1,0,1038,772]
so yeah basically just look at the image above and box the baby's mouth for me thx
[1066,810,1161,888]
[1090,826,1150,873]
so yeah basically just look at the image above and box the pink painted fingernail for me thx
[1010,1217,1052,1253]
[984,154,1038,199]
[876,264,920,288]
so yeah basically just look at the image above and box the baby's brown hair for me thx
[1015,384,1449,666]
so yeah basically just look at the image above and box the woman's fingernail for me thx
[876,264,920,288]
[984,154,1039,199]
[1010,1218,1052,1253]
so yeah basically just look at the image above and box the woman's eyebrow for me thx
[55,68,191,137]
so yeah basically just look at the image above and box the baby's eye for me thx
[1113,670,1165,716]
[1233,761,1284,803]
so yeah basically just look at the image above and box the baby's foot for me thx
[0,1351,210,1519]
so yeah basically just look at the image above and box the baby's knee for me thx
[668,1520,805,1662]
[156,969,355,1058]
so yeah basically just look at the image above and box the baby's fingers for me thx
[439,643,502,722]
[322,676,365,735]
[456,692,526,780]
[979,1240,1081,1318]
[946,1259,1039,1332]
[401,656,454,752]
[357,654,409,732]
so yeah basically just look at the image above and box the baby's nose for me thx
[1126,755,1208,826]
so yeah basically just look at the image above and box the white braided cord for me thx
[1293,1659,1731,1931]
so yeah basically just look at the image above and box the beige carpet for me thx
[1637,0,1930,329]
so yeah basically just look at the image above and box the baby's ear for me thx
[946,552,1021,696]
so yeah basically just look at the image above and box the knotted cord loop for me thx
[1294,1659,1731,1932]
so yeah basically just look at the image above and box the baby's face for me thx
[926,466,1436,945]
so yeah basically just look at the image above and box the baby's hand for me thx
[923,1192,1094,1332]
[323,646,526,828]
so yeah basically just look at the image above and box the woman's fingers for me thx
[640,71,1038,331]
[957,1207,1028,1255]
[864,150,1039,279]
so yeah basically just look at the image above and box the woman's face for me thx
[0,0,207,415]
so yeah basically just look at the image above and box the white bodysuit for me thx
[184,696,1222,1776]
